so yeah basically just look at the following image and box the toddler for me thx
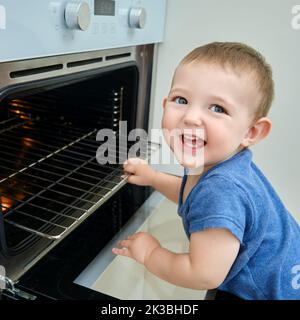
[112,42,300,300]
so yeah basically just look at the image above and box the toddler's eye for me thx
[210,104,226,114]
[174,97,188,105]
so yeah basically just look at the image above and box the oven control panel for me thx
[0,0,166,62]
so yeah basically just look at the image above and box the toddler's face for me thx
[161,61,260,171]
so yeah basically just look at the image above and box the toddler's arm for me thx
[113,228,240,290]
[123,158,182,203]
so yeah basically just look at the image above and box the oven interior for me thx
[0,64,143,260]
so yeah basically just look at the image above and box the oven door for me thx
[2,183,156,300]
[0,47,160,300]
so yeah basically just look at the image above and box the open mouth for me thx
[181,134,206,150]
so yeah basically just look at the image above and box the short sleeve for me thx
[187,175,249,243]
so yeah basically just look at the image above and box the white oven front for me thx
[0,0,166,62]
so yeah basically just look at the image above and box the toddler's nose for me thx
[182,107,203,127]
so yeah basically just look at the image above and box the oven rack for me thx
[0,117,160,241]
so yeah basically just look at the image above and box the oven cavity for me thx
[0,65,144,257]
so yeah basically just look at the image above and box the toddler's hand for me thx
[112,232,161,265]
[122,158,156,187]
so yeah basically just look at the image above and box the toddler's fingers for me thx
[126,174,141,185]
[123,158,137,167]
[124,158,148,167]
[123,164,136,174]
[118,239,132,248]
[112,247,132,258]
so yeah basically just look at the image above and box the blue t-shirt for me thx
[178,148,300,300]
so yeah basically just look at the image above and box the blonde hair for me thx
[180,42,275,120]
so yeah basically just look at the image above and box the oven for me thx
[0,0,166,300]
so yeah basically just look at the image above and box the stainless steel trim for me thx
[135,45,154,130]
[0,46,136,90]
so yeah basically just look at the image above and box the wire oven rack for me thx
[0,115,160,241]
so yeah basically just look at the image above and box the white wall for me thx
[149,0,300,220]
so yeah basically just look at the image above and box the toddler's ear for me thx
[241,117,272,147]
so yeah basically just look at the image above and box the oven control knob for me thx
[128,7,146,29]
[65,1,91,31]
